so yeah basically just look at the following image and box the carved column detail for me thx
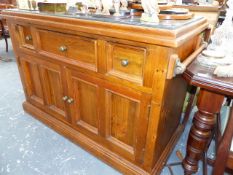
[182,89,224,174]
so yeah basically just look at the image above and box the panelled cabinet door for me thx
[39,60,69,123]
[19,56,44,108]
[104,86,151,164]
[65,67,151,164]
[65,67,101,139]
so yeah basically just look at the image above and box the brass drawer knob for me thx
[62,96,68,101]
[67,98,74,104]
[25,35,32,41]
[121,59,129,67]
[59,45,68,52]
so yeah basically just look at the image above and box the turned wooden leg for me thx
[182,89,224,174]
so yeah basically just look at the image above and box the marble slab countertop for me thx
[3,9,204,30]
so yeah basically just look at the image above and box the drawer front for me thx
[37,30,98,71]
[17,25,34,49]
[106,42,146,85]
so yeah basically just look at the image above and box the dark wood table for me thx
[182,60,233,174]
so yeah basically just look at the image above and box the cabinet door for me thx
[39,61,69,123]
[19,56,44,108]
[104,87,151,163]
[65,67,151,163]
[65,68,101,138]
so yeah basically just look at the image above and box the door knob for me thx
[25,35,32,41]
[121,59,129,67]
[62,96,68,101]
[67,98,74,104]
[59,45,68,52]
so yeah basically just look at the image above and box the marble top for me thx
[3,9,204,30]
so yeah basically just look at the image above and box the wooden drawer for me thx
[37,29,98,71]
[106,42,146,85]
[17,25,34,49]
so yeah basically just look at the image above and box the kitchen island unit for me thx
[2,9,209,175]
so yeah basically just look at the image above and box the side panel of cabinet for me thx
[39,60,69,123]
[19,56,44,108]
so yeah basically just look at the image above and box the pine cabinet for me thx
[4,10,209,175]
